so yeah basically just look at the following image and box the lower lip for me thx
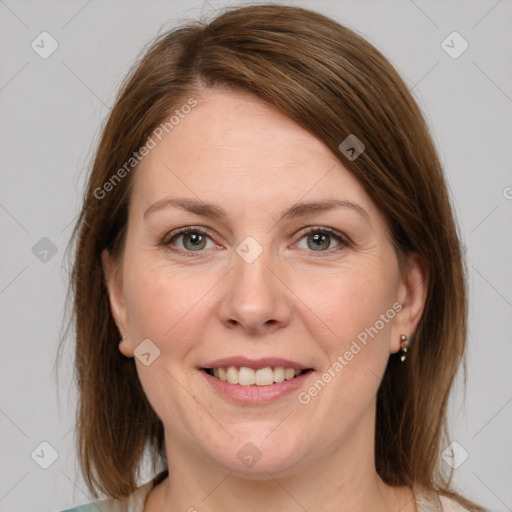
[200,369,313,404]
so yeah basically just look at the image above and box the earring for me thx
[399,334,410,362]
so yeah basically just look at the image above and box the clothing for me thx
[60,471,470,512]
[60,470,168,512]
[416,487,472,512]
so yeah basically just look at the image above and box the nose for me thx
[216,247,292,336]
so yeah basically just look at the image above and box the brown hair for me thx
[60,4,484,509]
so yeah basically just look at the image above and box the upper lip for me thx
[202,356,313,370]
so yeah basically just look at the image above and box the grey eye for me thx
[306,232,333,251]
[181,232,207,251]
[294,228,346,253]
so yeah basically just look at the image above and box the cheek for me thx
[123,252,214,341]
[290,270,397,437]
[300,266,397,343]
[291,261,398,407]
[121,256,215,428]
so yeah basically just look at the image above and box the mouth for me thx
[202,366,314,386]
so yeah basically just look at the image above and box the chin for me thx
[208,430,310,477]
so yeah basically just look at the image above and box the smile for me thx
[203,366,311,386]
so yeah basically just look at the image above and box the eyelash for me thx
[161,225,350,257]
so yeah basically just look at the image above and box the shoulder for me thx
[60,503,123,512]
[59,470,168,512]
[59,495,138,512]
[414,486,474,512]
[438,495,472,512]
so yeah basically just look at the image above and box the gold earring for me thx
[399,334,410,362]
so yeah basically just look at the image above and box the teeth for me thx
[226,365,239,384]
[273,366,285,383]
[255,367,274,385]
[207,366,305,386]
[284,368,295,380]
[239,367,255,386]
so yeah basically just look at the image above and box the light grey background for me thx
[0,1,511,511]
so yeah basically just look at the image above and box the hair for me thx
[59,3,485,510]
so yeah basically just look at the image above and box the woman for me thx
[60,4,486,511]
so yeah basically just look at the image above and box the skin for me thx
[103,88,427,512]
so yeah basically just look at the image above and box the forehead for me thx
[130,88,378,220]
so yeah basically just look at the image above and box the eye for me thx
[164,227,217,252]
[162,226,347,254]
[295,228,347,252]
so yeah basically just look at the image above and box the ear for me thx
[390,251,428,354]
[101,249,133,357]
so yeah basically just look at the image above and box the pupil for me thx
[184,232,206,250]
[308,233,330,251]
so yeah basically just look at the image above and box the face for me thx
[103,88,425,477]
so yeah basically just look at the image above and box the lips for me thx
[201,357,314,387]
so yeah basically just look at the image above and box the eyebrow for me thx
[143,197,370,223]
